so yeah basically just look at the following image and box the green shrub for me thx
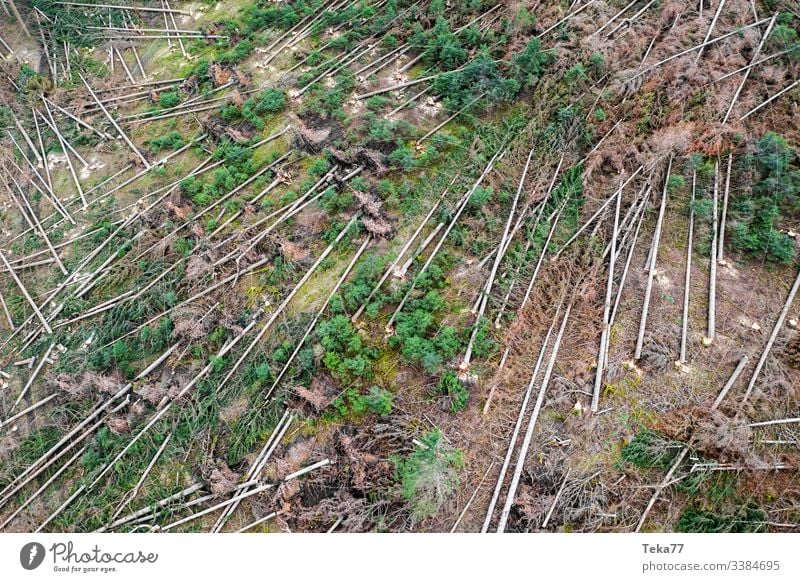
[363,386,393,416]
[621,429,682,470]
[253,88,287,113]
[727,133,799,263]
[433,54,520,111]
[423,17,467,70]
[392,429,463,518]
[159,91,180,108]
[320,186,354,213]
[317,315,376,382]
[468,185,493,209]
[0,105,14,129]
[218,40,254,64]
[437,371,469,413]
[308,157,331,177]
[512,38,555,87]
[676,504,767,533]
[148,130,185,153]
[242,4,300,33]
[389,291,462,374]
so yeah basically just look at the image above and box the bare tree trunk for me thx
[635,158,672,359]
[680,173,696,362]
[6,0,30,37]
[706,160,719,344]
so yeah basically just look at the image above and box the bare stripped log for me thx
[638,337,770,532]
[635,158,671,360]
[218,215,361,392]
[451,460,495,533]
[352,182,453,324]
[483,191,569,414]
[591,187,621,412]
[0,0,796,538]
[680,174,696,363]
[53,1,189,14]
[0,445,88,530]
[80,74,150,168]
[593,0,639,36]
[417,94,484,145]
[722,12,778,124]
[9,179,68,275]
[0,345,180,517]
[0,252,52,334]
[538,1,596,38]
[211,411,294,532]
[712,355,750,410]
[6,0,30,36]
[610,185,652,328]
[481,318,557,533]
[236,512,280,533]
[388,149,505,329]
[0,385,128,507]
[716,48,795,83]
[718,154,733,262]
[634,447,689,532]
[461,147,533,371]
[12,343,55,410]
[695,0,727,64]
[740,268,800,407]
[261,238,371,404]
[0,396,131,525]
[497,301,573,533]
[98,484,205,532]
[111,434,172,522]
[354,73,440,100]
[161,461,330,532]
[541,467,571,529]
[749,418,800,428]
[490,156,565,332]
[629,17,773,82]
[740,78,800,121]
[0,393,58,430]
[83,329,260,500]
[0,290,13,330]
[552,167,643,260]
[41,102,88,208]
[607,0,657,38]
[706,160,720,344]
[43,96,111,140]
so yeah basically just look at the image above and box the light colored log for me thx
[680,174,696,362]
[451,460,495,533]
[541,467,571,529]
[722,12,778,123]
[497,301,573,533]
[740,78,800,121]
[481,319,557,532]
[635,159,671,359]
[80,73,150,168]
[718,153,732,261]
[0,252,52,333]
[740,268,800,407]
[707,160,719,343]
[53,1,189,14]
[592,187,621,412]
[462,147,533,369]
[695,0,728,63]
[12,343,55,410]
